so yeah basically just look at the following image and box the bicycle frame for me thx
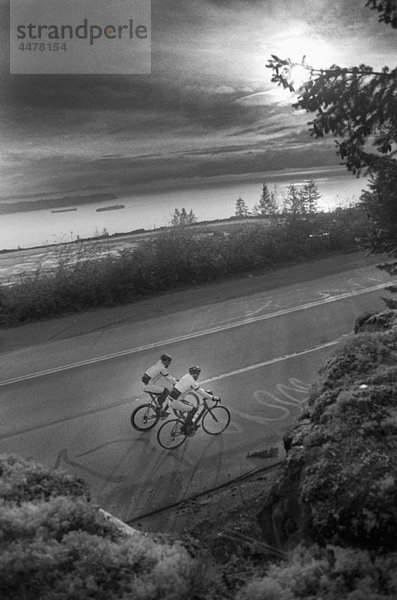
[130,391,169,433]
[156,396,230,449]
[182,397,220,428]
[146,391,162,407]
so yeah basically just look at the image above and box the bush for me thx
[0,207,368,325]
[237,545,397,600]
[262,318,397,553]
[0,531,200,600]
[0,454,225,600]
[0,454,89,503]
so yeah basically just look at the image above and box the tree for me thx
[235,197,250,217]
[359,163,397,306]
[301,178,321,214]
[282,180,320,219]
[282,184,305,216]
[366,0,397,27]
[170,207,197,227]
[253,182,278,216]
[266,1,397,176]
[266,0,397,292]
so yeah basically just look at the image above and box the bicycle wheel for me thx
[202,406,231,435]
[130,404,159,432]
[157,419,187,450]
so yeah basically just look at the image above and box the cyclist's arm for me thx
[160,367,177,386]
[194,386,214,400]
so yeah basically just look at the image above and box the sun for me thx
[281,26,337,70]
[237,25,338,106]
[266,29,338,101]
[289,64,311,89]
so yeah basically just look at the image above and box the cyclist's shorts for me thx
[169,388,181,400]
[171,397,194,413]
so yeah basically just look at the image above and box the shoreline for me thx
[0,216,272,285]
[0,168,365,252]
[0,215,270,255]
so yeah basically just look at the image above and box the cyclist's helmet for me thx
[189,365,201,380]
[161,353,172,366]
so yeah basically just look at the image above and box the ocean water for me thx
[0,167,368,250]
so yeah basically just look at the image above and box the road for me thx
[0,255,394,524]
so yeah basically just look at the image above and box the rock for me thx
[354,309,397,334]
[246,447,279,459]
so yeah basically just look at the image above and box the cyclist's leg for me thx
[143,384,165,403]
[170,397,195,432]
[158,387,170,407]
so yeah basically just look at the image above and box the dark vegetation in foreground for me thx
[0,206,368,326]
[1,310,396,599]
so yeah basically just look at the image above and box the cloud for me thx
[0,0,395,200]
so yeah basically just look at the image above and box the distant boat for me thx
[96,204,125,212]
[51,208,78,213]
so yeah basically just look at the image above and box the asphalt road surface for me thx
[0,254,394,523]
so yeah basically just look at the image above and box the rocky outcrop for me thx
[258,310,397,551]
[354,309,397,333]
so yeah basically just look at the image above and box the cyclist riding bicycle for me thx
[142,354,177,408]
[168,365,219,434]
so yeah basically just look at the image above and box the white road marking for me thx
[0,280,392,387]
[201,339,338,383]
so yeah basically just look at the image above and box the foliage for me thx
[0,532,205,600]
[253,183,279,216]
[266,56,397,176]
[0,207,368,325]
[282,179,320,218]
[3,447,397,599]
[237,544,397,600]
[0,454,225,600]
[301,179,321,214]
[266,0,397,298]
[268,317,397,552]
[235,197,251,217]
[366,0,397,28]
[0,454,89,503]
[0,496,122,544]
[170,207,197,227]
[282,184,304,216]
[359,162,397,288]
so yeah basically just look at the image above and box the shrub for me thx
[0,496,122,544]
[0,454,225,600]
[0,207,368,325]
[270,323,397,552]
[0,454,89,503]
[237,544,397,599]
[0,531,200,600]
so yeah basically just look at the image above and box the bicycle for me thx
[130,391,200,432]
[157,396,231,450]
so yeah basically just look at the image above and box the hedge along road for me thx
[0,255,394,523]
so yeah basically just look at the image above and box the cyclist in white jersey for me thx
[141,354,177,407]
[168,366,218,433]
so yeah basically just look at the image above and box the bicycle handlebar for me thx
[204,394,221,408]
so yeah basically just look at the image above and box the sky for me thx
[0,0,395,201]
